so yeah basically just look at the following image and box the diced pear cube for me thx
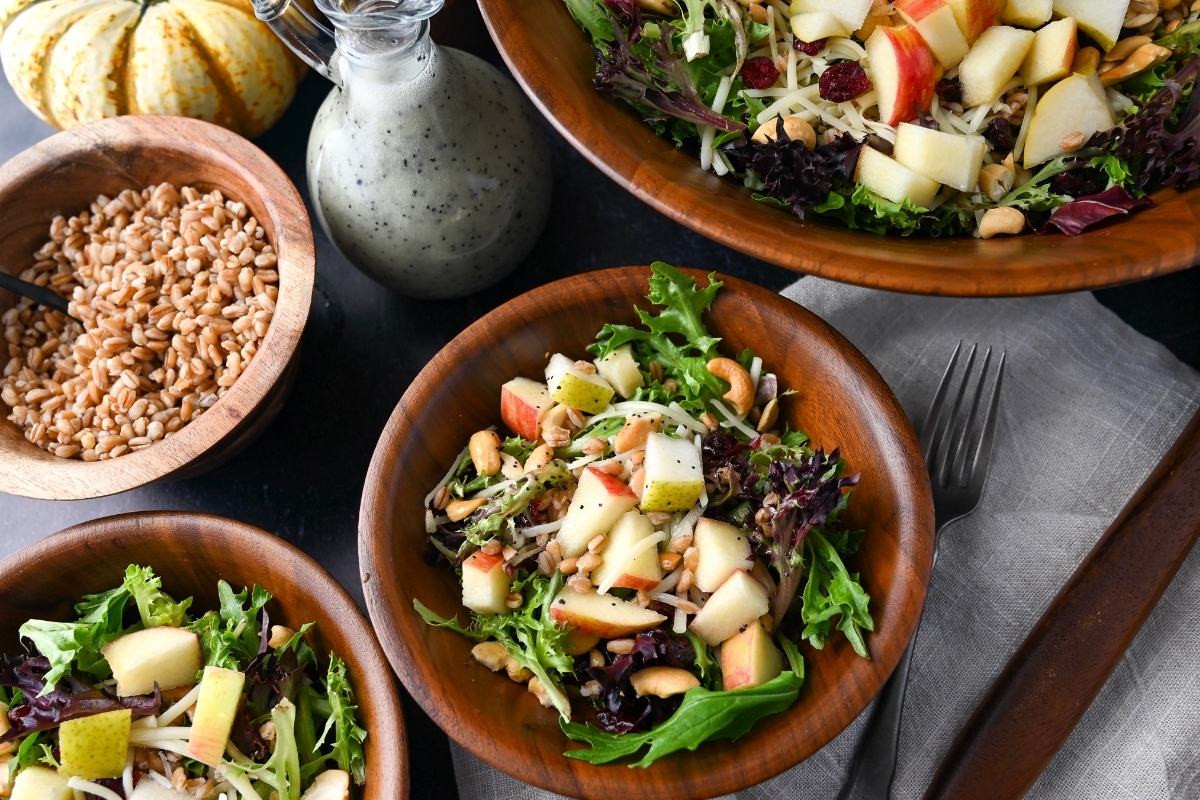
[10,766,73,800]
[59,708,132,779]
[594,345,643,399]
[546,353,614,413]
[640,432,704,513]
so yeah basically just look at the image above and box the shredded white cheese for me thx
[157,682,201,726]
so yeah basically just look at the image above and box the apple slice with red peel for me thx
[893,123,987,192]
[592,510,662,591]
[549,588,666,638]
[462,550,511,616]
[895,0,970,67]
[720,620,784,690]
[689,570,770,646]
[500,377,552,441]
[187,667,246,767]
[946,0,1006,41]
[959,25,1036,107]
[1052,0,1129,52]
[1023,72,1115,167]
[865,26,937,126]
[1021,17,1077,86]
[1001,0,1052,27]
[855,145,941,208]
[556,466,639,558]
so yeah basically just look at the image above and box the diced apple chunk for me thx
[895,0,970,67]
[721,621,784,690]
[187,666,246,767]
[500,377,552,441]
[789,0,873,32]
[692,518,752,593]
[10,767,73,800]
[59,708,132,779]
[1023,73,1115,167]
[959,25,1036,107]
[594,345,643,399]
[790,10,850,42]
[546,353,614,413]
[946,0,1006,41]
[101,626,202,698]
[592,511,662,591]
[1051,0,1129,52]
[549,589,666,638]
[556,466,640,557]
[865,26,938,126]
[689,570,770,646]
[462,550,511,616]
[855,145,941,208]
[1021,17,1077,86]
[640,432,705,512]
[893,123,987,192]
[1002,0,1052,27]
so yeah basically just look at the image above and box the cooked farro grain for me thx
[0,183,278,460]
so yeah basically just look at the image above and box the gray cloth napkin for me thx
[451,277,1200,800]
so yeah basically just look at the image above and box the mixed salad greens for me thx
[0,566,366,799]
[415,263,869,766]
[563,0,1200,238]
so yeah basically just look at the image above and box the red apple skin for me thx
[499,379,550,441]
[464,550,504,573]
[879,27,937,126]
[895,0,946,21]
[609,572,661,591]
[583,466,638,500]
[548,607,661,638]
[960,0,1005,40]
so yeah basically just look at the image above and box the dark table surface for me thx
[0,7,1198,799]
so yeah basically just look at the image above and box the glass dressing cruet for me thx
[252,0,552,299]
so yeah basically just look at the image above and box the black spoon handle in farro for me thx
[0,270,74,318]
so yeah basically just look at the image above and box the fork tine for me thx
[920,341,964,462]
[966,350,1006,486]
[933,343,978,485]
[948,346,993,486]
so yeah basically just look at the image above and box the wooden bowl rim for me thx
[0,116,315,500]
[358,265,935,798]
[476,0,1200,297]
[0,510,409,799]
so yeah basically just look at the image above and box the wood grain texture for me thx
[925,410,1200,800]
[0,511,408,799]
[477,0,1200,297]
[358,266,935,799]
[0,115,314,500]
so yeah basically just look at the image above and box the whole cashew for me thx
[469,430,501,477]
[707,357,755,416]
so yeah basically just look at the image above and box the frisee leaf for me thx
[187,580,271,669]
[560,671,802,767]
[315,655,368,785]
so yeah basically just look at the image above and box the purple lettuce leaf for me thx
[582,630,694,734]
[1042,187,1154,235]
[0,654,160,742]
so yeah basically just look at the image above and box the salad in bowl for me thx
[563,0,1200,238]
[414,264,870,766]
[0,565,366,800]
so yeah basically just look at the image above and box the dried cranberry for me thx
[983,118,1015,152]
[936,77,963,104]
[741,57,781,90]
[818,61,871,103]
[793,38,826,56]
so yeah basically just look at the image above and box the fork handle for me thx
[926,410,1200,800]
[837,620,921,800]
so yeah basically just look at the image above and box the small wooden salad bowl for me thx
[0,115,314,500]
[0,511,409,799]
[477,0,1200,297]
[359,267,934,799]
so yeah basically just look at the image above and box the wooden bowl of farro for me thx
[0,115,314,500]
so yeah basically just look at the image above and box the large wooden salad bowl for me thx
[0,511,409,799]
[477,0,1200,297]
[359,267,935,798]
